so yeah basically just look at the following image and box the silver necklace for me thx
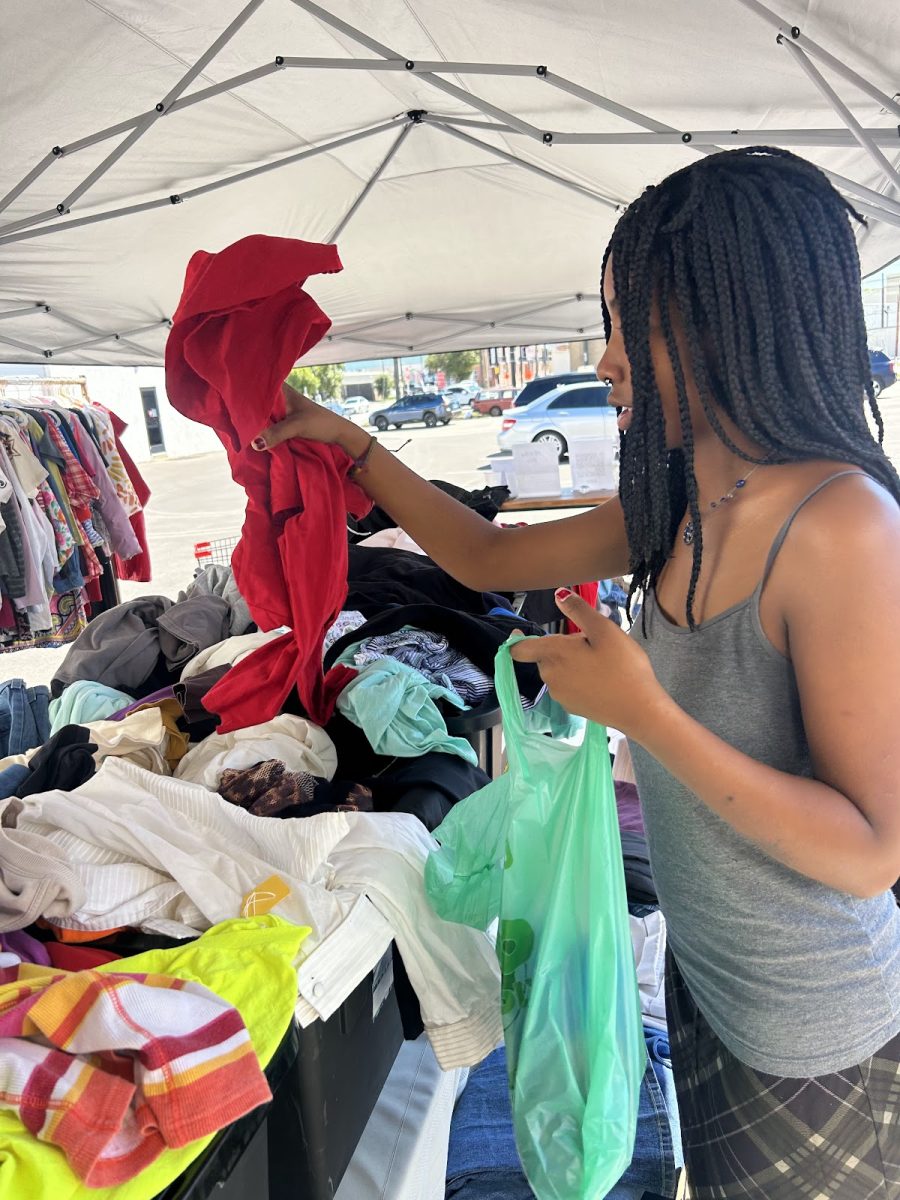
[682,461,766,545]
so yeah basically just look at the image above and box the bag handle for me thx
[494,636,605,760]
[495,638,540,776]
[494,636,557,759]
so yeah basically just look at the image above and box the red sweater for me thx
[166,234,371,731]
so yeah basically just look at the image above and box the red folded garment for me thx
[46,943,122,971]
[166,234,372,731]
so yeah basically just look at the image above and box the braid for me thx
[608,146,900,628]
[660,248,704,627]
[608,195,676,624]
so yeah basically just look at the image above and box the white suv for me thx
[497,381,616,460]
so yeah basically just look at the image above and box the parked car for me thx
[497,381,615,459]
[474,387,517,417]
[444,382,480,405]
[341,395,371,416]
[869,348,896,398]
[513,370,597,408]
[370,394,452,430]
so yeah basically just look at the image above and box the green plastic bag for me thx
[426,639,646,1200]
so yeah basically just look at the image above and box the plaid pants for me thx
[666,952,900,1199]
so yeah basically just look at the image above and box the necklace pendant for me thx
[682,521,695,546]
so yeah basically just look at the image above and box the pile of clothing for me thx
[0,392,150,651]
[0,544,508,1043]
[0,914,306,1199]
[0,557,508,1193]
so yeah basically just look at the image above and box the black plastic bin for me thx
[268,946,404,1200]
[157,947,403,1200]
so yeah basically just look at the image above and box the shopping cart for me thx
[193,535,240,568]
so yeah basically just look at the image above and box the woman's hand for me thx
[252,383,369,456]
[510,589,670,737]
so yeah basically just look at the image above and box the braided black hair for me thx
[603,146,900,629]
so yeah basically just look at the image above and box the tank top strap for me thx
[760,470,867,590]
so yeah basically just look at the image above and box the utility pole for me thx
[393,356,402,399]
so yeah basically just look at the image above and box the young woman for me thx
[256,147,900,1198]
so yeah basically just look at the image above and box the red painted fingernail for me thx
[251,437,266,451]
[555,587,573,601]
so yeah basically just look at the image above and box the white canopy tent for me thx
[0,0,898,367]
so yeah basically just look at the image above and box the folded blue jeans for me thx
[0,680,50,757]
[446,1038,680,1199]
[644,1026,683,1169]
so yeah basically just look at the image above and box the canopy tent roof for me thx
[1,0,899,367]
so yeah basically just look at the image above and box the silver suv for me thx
[370,394,453,431]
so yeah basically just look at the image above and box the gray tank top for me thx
[630,471,900,1076]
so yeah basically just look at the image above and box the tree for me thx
[373,373,394,400]
[424,350,479,383]
[286,363,344,400]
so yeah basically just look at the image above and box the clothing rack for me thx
[0,377,149,651]
[0,376,90,404]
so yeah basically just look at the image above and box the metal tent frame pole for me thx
[323,295,603,356]
[501,320,598,334]
[406,312,510,325]
[0,333,47,356]
[0,306,171,361]
[49,311,169,360]
[780,40,900,195]
[326,310,502,345]
[0,60,287,216]
[733,0,900,226]
[408,295,601,353]
[341,336,419,353]
[279,56,540,77]
[547,128,900,148]
[0,304,50,321]
[0,0,266,230]
[327,122,414,243]
[427,120,623,209]
[818,172,900,221]
[61,0,266,215]
[48,321,172,358]
[733,0,900,120]
[0,119,409,246]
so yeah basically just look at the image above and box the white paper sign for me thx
[569,437,617,493]
[509,442,562,498]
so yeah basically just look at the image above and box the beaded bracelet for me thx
[348,435,377,479]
